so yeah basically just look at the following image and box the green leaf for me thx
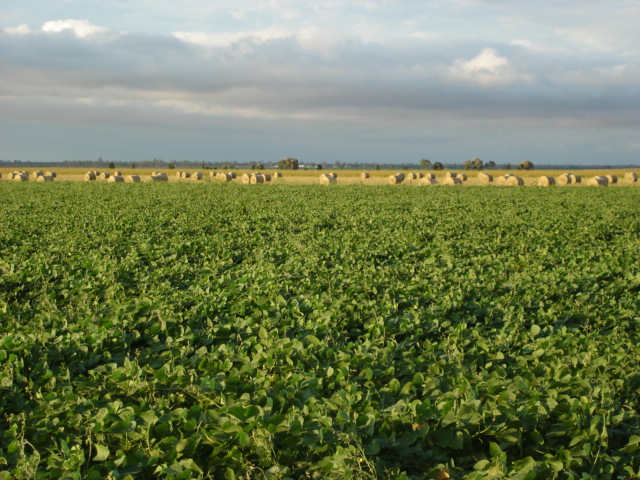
[93,444,110,462]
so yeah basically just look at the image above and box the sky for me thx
[1,1,639,166]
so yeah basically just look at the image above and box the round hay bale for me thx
[192,172,203,180]
[36,175,54,182]
[506,176,524,186]
[569,174,581,184]
[495,175,508,186]
[84,172,96,181]
[605,174,618,184]
[417,172,424,179]
[388,174,404,185]
[99,172,111,180]
[458,173,468,182]
[176,172,183,178]
[557,174,571,185]
[209,171,216,177]
[32,170,44,178]
[182,172,191,178]
[478,172,494,184]
[150,174,168,182]
[273,171,282,178]
[624,172,638,183]
[537,176,556,186]
[587,177,608,186]
[263,173,272,182]
[242,173,252,183]
[113,171,122,176]
[320,173,336,185]
[442,177,462,186]
[445,172,458,179]
[250,174,265,184]
[218,173,233,182]
[45,171,57,178]
[107,175,124,183]
[423,173,436,180]
[13,173,28,181]
[125,175,141,183]
[406,173,418,181]
[229,171,237,179]
[419,178,438,186]
[330,172,338,179]
[361,172,370,179]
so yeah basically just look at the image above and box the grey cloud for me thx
[2,22,639,162]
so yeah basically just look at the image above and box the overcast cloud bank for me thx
[1,1,639,164]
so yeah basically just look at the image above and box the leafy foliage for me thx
[0,182,639,479]
[277,158,299,170]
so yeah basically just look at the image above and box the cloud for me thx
[40,19,108,39]
[449,47,531,86]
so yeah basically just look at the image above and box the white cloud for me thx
[41,19,108,38]
[449,47,531,86]
[172,28,291,48]
[4,24,32,35]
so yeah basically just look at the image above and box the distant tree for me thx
[250,161,257,170]
[518,160,534,170]
[277,157,299,169]
[433,162,444,170]
[256,162,264,170]
[487,160,496,169]
[221,164,229,170]
[130,162,136,169]
[463,160,472,170]
[317,164,323,170]
[504,163,511,170]
[375,164,381,171]
[402,164,409,170]
[471,158,484,170]
[168,162,176,169]
[108,162,115,170]
[419,158,432,169]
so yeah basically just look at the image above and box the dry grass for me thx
[1,167,638,187]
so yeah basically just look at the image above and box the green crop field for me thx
[1,182,639,479]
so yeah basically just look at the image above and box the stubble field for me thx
[0,180,639,479]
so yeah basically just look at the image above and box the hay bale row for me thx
[150,173,168,182]
[99,172,111,180]
[538,176,556,187]
[423,173,436,180]
[557,173,581,185]
[605,174,618,184]
[107,175,124,183]
[478,172,494,184]
[587,176,608,187]
[320,173,337,185]
[506,176,524,186]
[175,171,191,178]
[85,172,96,181]
[445,172,467,181]
[419,178,438,186]
[625,172,638,183]
[495,174,512,186]
[13,172,29,182]
[242,172,272,184]
[36,175,54,182]
[442,176,462,186]
[388,173,405,185]
[32,170,44,178]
